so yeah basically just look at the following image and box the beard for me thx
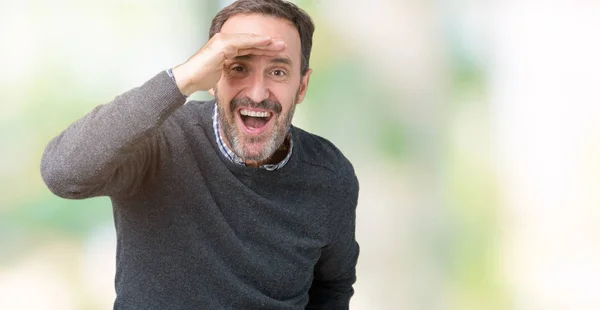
[216,89,298,163]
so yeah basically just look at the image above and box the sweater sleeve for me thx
[306,173,360,309]
[41,71,187,199]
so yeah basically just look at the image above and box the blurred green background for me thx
[2,0,600,309]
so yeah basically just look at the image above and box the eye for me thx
[271,69,287,77]
[231,65,246,72]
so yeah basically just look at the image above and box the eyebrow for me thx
[233,55,293,66]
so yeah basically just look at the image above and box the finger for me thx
[227,33,272,49]
[228,34,286,51]
[236,48,283,57]
[233,41,286,57]
[263,39,286,50]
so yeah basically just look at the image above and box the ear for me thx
[295,68,312,104]
[209,88,215,97]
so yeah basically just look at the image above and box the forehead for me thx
[220,14,301,65]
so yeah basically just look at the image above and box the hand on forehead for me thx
[220,14,301,63]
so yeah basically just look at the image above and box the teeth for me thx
[240,109,270,118]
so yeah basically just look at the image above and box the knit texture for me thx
[41,71,359,309]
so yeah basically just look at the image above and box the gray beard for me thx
[217,96,296,163]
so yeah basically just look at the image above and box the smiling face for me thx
[214,14,311,165]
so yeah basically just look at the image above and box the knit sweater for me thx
[41,71,360,309]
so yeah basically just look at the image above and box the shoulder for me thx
[294,128,359,240]
[293,126,358,190]
[155,100,215,156]
[165,99,215,136]
[171,99,214,123]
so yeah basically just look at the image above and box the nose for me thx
[245,74,270,104]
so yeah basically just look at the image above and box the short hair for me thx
[209,0,315,76]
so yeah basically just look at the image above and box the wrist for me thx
[171,65,195,97]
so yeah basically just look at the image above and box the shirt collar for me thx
[212,103,293,171]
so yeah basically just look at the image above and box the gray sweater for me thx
[41,71,359,309]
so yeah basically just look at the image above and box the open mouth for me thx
[237,108,274,135]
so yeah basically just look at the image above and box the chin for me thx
[232,130,279,163]
[240,144,270,162]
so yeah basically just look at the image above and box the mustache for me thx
[230,97,282,114]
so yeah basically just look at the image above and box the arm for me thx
[306,175,360,309]
[40,71,186,199]
[41,33,286,199]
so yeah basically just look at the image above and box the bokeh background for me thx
[2,0,600,309]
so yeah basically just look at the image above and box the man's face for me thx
[214,14,311,165]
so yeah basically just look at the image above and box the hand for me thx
[172,33,286,96]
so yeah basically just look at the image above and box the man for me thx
[41,0,359,309]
